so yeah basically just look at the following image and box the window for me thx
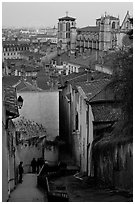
[75,112,79,130]
[66,33,70,38]
[66,22,70,32]
[60,23,63,31]
[86,110,89,124]
[112,22,115,29]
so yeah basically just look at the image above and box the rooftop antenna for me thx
[105,11,107,17]
[66,11,68,17]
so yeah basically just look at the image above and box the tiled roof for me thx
[3,85,19,117]
[36,77,51,90]
[5,59,41,72]
[14,80,42,92]
[60,70,111,87]
[77,26,99,33]
[21,51,44,59]
[59,72,85,86]
[3,40,30,47]
[59,16,76,21]
[77,79,110,101]
[2,75,54,91]
[68,55,95,67]
[52,52,71,62]
[62,72,85,82]
[55,50,101,68]
[91,102,121,122]
[3,76,21,87]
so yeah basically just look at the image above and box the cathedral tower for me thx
[58,12,77,52]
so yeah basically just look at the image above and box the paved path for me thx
[8,174,47,202]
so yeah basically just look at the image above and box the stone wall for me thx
[93,142,133,190]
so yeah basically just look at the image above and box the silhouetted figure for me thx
[31,158,37,173]
[36,158,40,174]
[39,158,44,169]
[18,161,24,183]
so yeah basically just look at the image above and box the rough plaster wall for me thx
[72,131,80,166]
[15,91,59,140]
[88,105,94,176]
[80,99,87,173]
[97,143,133,190]
[16,145,42,173]
[9,156,15,192]
[2,124,8,202]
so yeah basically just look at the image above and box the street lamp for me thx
[17,96,23,109]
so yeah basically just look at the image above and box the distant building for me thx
[57,12,77,53]
[46,26,58,36]
[2,39,30,61]
[76,11,132,52]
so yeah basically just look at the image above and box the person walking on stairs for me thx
[31,158,37,173]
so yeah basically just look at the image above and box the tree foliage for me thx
[112,46,133,123]
[14,117,47,139]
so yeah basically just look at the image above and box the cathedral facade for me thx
[76,11,132,52]
[57,11,132,53]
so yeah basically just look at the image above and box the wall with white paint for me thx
[15,91,59,140]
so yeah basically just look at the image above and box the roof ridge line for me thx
[88,81,110,102]
[67,73,86,82]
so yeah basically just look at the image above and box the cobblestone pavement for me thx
[8,174,47,202]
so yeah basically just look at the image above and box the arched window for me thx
[112,22,115,29]
[66,22,70,32]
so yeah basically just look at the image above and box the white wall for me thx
[95,64,113,75]
[16,91,59,140]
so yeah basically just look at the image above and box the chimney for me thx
[32,76,37,87]
[15,37,18,42]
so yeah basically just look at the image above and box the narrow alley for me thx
[2,3,133,202]
[8,174,47,202]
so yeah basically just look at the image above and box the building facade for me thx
[2,86,20,201]
[57,12,77,52]
[2,40,30,61]
[58,11,132,54]
[76,11,132,52]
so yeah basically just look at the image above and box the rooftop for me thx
[77,26,99,33]
[77,79,110,101]
[58,16,76,21]
[53,50,101,68]
[21,51,44,59]
[3,85,19,118]
[91,102,121,122]
[2,74,57,91]
[13,79,42,92]
[62,69,110,82]
[96,15,119,21]
[3,40,30,47]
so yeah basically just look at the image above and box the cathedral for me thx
[57,11,132,53]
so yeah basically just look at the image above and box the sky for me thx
[2,1,133,28]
